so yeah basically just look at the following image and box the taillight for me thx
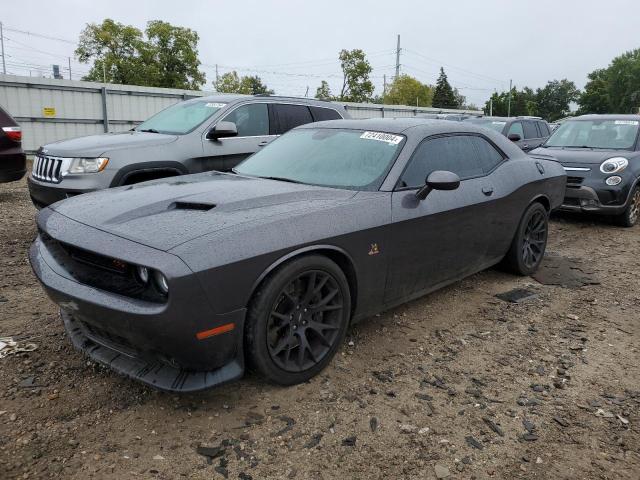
[2,126,22,142]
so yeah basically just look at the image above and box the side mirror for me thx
[206,121,238,140]
[507,133,521,142]
[415,170,461,200]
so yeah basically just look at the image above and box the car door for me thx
[522,120,542,152]
[200,102,273,172]
[384,134,500,304]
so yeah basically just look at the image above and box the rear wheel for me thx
[245,255,350,385]
[502,202,548,275]
[615,186,640,228]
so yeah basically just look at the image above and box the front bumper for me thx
[558,185,628,215]
[29,209,246,392]
[27,176,95,209]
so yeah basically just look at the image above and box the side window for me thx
[310,106,342,122]
[273,104,314,134]
[507,122,524,138]
[222,103,269,137]
[468,136,505,174]
[399,135,484,188]
[537,121,550,137]
[523,121,539,139]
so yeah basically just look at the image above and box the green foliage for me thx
[432,68,457,108]
[338,49,374,102]
[384,74,432,107]
[535,79,579,122]
[76,19,206,89]
[315,80,333,100]
[578,49,640,114]
[215,71,274,95]
[452,88,466,109]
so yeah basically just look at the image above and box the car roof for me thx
[194,94,342,108]
[571,114,640,121]
[299,117,505,137]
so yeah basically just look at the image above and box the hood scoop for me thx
[170,201,216,212]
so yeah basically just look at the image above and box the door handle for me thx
[258,140,270,147]
[482,186,494,196]
[522,144,530,150]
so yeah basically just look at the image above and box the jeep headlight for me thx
[65,157,109,175]
[600,157,628,174]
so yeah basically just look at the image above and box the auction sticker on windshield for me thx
[360,131,404,145]
[614,120,639,125]
[206,103,226,108]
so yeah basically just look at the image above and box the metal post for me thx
[507,79,512,117]
[489,97,493,116]
[101,87,109,133]
[395,34,401,79]
[215,64,219,89]
[102,63,106,83]
[68,57,72,80]
[0,22,6,75]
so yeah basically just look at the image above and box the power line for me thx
[3,26,76,45]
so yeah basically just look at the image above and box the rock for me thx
[553,416,569,427]
[465,436,484,450]
[522,433,538,441]
[68,439,79,447]
[482,417,504,437]
[418,427,429,435]
[370,417,378,432]
[153,454,165,460]
[522,420,536,433]
[342,436,356,447]
[434,464,450,478]
[238,473,253,480]
[9,413,17,422]
[399,424,418,434]
[304,433,322,449]
[196,445,225,460]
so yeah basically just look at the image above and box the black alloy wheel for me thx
[246,255,350,385]
[502,202,549,275]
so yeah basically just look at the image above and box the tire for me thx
[615,186,640,228]
[502,202,549,275]
[245,255,351,385]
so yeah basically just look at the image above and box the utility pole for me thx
[395,34,401,79]
[215,64,219,89]
[383,74,387,103]
[68,57,72,80]
[0,22,6,75]
[304,86,309,97]
[489,97,493,116]
[507,79,512,117]
[102,62,106,83]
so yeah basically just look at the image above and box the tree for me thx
[76,19,150,85]
[432,68,457,108]
[315,80,333,100]
[384,74,432,107]
[338,49,374,102]
[145,20,206,89]
[535,79,579,121]
[214,71,274,95]
[578,69,610,114]
[452,88,466,109]
[484,87,537,117]
[76,19,206,89]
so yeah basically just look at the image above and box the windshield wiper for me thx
[260,176,304,184]
[138,128,160,133]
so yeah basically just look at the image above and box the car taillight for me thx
[2,126,22,142]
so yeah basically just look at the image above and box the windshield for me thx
[546,119,639,149]
[464,118,507,133]
[136,100,227,135]
[234,128,405,191]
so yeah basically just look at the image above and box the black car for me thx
[0,105,26,183]
[29,118,565,392]
[464,116,551,152]
[530,114,640,227]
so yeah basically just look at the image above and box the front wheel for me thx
[245,255,351,385]
[502,202,549,275]
[615,186,640,228]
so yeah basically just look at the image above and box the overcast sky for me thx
[2,0,639,107]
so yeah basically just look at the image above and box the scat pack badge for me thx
[368,243,380,256]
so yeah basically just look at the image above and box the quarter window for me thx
[222,103,269,137]
[310,106,342,122]
[523,121,539,139]
[537,121,549,137]
[507,122,524,138]
[399,135,485,188]
[273,104,314,134]
[468,136,505,173]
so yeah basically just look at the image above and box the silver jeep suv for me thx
[28,95,347,208]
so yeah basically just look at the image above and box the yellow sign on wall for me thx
[42,107,56,118]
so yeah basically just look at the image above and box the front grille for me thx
[32,155,64,183]
[566,176,584,187]
[78,320,138,357]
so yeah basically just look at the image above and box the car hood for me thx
[41,131,178,158]
[529,147,631,165]
[50,172,357,251]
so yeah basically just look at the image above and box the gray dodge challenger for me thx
[30,118,566,392]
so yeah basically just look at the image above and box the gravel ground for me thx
[1,174,639,479]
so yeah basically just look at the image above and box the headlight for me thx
[600,157,628,174]
[153,271,169,295]
[605,175,622,186]
[65,157,109,175]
